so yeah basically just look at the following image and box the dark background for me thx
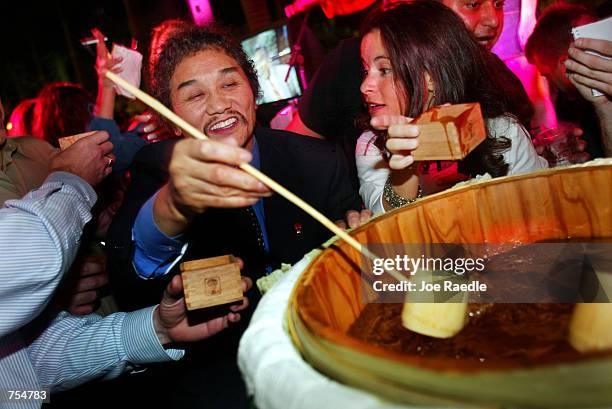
[1,0,608,116]
[0,0,369,114]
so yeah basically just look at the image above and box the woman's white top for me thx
[356,116,548,214]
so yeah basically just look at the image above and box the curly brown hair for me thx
[151,24,261,110]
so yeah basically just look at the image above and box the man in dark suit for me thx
[106,25,362,408]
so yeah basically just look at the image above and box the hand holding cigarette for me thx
[92,28,123,91]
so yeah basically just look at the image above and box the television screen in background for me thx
[242,25,302,105]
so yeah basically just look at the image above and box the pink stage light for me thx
[285,0,376,19]
[187,0,214,25]
[518,0,537,50]
[492,0,557,130]
[285,0,320,18]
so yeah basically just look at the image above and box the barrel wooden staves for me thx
[289,160,612,408]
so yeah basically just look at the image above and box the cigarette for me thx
[80,36,108,46]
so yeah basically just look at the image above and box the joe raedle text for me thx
[372,279,487,293]
[370,254,488,295]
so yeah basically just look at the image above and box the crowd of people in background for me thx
[1,0,611,408]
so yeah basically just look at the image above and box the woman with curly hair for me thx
[357,1,546,213]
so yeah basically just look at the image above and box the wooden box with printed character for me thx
[180,255,243,311]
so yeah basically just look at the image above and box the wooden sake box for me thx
[180,255,243,311]
[410,102,486,161]
[57,131,98,150]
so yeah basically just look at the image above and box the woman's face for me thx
[360,29,405,118]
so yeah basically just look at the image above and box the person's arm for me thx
[132,193,188,278]
[491,117,548,174]
[383,170,420,212]
[28,274,251,392]
[27,307,181,392]
[355,131,388,214]
[92,29,121,120]
[152,137,270,238]
[0,172,96,337]
[0,132,112,335]
[89,27,146,173]
[120,137,270,279]
[566,38,612,156]
[369,115,421,212]
[88,116,146,173]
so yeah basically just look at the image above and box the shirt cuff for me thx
[121,306,184,364]
[133,193,187,278]
[44,172,97,208]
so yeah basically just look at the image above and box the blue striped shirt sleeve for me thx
[26,306,184,392]
[0,172,97,337]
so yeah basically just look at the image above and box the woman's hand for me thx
[370,115,420,170]
[128,112,176,143]
[92,28,122,119]
[335,209,373,229]
[370,115,421,211]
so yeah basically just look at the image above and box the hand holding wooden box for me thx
[57,131,98,151]
[410,103,486,161]
[180,255,244,311]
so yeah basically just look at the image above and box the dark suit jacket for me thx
[107,126,361,308]
[105,127,361,408]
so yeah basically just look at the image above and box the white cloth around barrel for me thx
[238,255,439,409]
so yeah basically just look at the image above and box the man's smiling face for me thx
[170,48,257,149]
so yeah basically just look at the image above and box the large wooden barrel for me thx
[289,160,612,408]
